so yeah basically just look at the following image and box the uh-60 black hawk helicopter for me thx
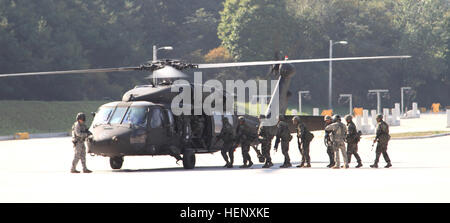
[0,52,410,169]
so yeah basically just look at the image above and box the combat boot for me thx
[71,169,80,173]
[227,163,233,168]
[280,163,292,168]
[304,163,311,168]
[224,162,230,168]
[332,166,340,169]
[385,162,392,168]
[247,161,253,168]
[296,162,305,168]
[239,164,248,168]
[370,163,378,168]
[355,163,363,168]
[83,168,92,173]
[266,161,273,168]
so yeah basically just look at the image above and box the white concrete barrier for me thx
[391,104,400,126]
[383,108,391,125]
[447,109,450,128]
[313,108,319,116]
[360,109,374,134]
[405,102,420,118]
[355,115,362,131]
[371,110,377,126]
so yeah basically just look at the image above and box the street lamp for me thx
[152,45,173,85]
[400,86,412,115]
[368,89,389,114]
[339,94,353,115]
[329,40,348,110]
[298,91,310,115]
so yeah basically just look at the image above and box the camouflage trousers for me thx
[72,142,87,170]
[374,142,391,164]
[327,146,335,166]
[241,144,252,164]
[347,143,362,164]
[261,140,272,163]
[299,141,311,164]
[333,141,348,167]
[281,141,290,165]
[221,143,235,165]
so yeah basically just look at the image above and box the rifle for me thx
[274,137,280,152]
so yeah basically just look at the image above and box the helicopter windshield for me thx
[109,107,128,124]
[92,107,114,126]
[122,107,147,126]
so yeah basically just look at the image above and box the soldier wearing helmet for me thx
[324,115,335,167]
[345,115,362,168]
[217,116,235,168]
[258,114,275,168]
[236,116,257,168]
[371,114,392,168]
[274,115,292,168]
[71,112,92,173]
[292,116,314,168]
[325,115,349,169]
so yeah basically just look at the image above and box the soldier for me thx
[274,115,292,168]
[371,114,392,168]
[236,116,256,168]
[71,113,92,173]
[217,117,235,168]
[345,115,363,168]
[325,115,348,169]
[292,116,314,168]
[258,115,275,168]
[324,115,335,168]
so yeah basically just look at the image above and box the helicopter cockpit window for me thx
[150,108,163,128]
[92,107,114,127]
[122,107,147,127]
[109,107,128,124]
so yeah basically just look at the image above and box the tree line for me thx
[0,0,448,108]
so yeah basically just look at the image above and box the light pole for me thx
[401,86,411,115]
[339,94,353,115]
[368,89,389,114]
[298,90,310,115]
[329,40,348,110]
[153,45,173,85]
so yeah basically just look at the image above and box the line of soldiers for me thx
[218,114,392,169]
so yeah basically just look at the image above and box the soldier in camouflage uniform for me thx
[275,115,292,168]
[325,115,348,169]
[324,115,335,168]
[371,114,392,168]
[292,116,314,168]
[258,115,275,168]
[236,116,256,168]
[217,117,236,168]
[71,113,92,173]
[345,115,363,168]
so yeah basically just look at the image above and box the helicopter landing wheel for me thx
[110,156,124,170]
[182,150,196,169]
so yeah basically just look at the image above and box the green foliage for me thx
[0,100,107,135]
[0,0,448,109]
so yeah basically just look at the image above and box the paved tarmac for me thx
[0,114,449,202]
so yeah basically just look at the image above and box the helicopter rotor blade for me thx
[146,66,189,79]
[0,67,141,78]
[197,55,411,69]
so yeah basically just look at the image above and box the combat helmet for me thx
[332,115,341,122]
[76,112,86,121]
[376,114,383,120]
[344,115,353,121]
[292,116,301,123]
[324,115,332,121]
[238,116,245,122]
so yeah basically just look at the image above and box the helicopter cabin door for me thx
[147,106,168,152]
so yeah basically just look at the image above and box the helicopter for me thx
[0,54,410,169]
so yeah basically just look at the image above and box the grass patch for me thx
[389,131,450,138]
[0,101,108,135]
